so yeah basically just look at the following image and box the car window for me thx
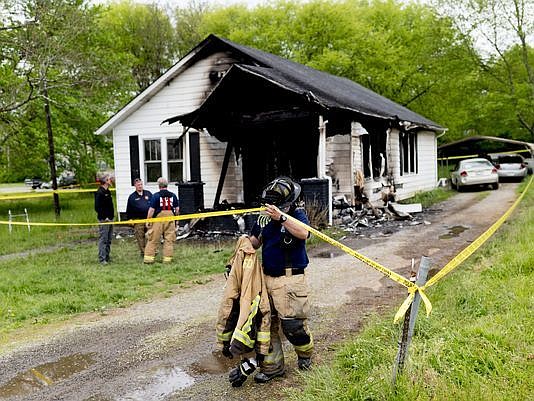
[462,160,492,169]
[498,155,523,163]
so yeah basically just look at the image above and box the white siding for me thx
[112,52,237,213]
[380,129,437,202]
[326,134,353,200]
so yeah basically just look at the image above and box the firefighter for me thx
[247,176,313,383]
[143,177,179,264]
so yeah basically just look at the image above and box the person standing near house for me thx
[94,174,114,265]
[126,178,153,258]
[241,176,313,384]
[144,177,179,264]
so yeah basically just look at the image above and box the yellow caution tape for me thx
[281,212,429,320]
[0,207,265,227]
[394,174,533,322]
[0,187,115,201]
[2,175,531,325]
[437,148,531,161]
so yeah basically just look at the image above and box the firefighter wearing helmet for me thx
[243,176,314,384]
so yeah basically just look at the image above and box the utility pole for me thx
[43,81,60,217]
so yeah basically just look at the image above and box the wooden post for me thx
[392,255,431,385]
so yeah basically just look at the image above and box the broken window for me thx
[167,137,184,183]
[144,139,161,183]
[399,131,418,175]
[360,126,388,180]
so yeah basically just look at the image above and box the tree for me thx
[99,0,178,91]
[432,0,534,141]
[200,0,479,139]
[0,0,133,215]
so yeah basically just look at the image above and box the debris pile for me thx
[332,194,428,238]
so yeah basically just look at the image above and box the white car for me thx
[491,154,528,181]
[450,158,499,191]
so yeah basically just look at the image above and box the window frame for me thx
[143,138,162,183]
[399,131,418,175]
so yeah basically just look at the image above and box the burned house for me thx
[96,34,445,221]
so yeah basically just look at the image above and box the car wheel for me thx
[491,182,499,190]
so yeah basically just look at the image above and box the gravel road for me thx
[0,183,520,401]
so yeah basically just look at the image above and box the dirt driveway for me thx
[0,183,520,401]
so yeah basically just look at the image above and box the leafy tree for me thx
[99,0,178,91]
[0,0,133,214]
[432,0,534,141]
[200,0,479,140]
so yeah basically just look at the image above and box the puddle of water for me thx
[0,352,96,398]
[439,225,469,239]
[117,366,194,401]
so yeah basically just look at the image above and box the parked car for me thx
[522,154,533,174]
[450,158,499,191]
[24,177,43,189]
[490,154,528,181]
[41,171,77,189]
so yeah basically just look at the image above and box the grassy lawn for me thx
[286,179,533,401]
[399,187,455,208]
[0,193,98,255]
[0,237,233,340]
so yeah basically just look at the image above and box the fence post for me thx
[25,208,31,232]
[8,209,12,234]
[392,255,432,385]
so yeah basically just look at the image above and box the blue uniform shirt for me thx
[149,189,179,217]
[251,208,309,276]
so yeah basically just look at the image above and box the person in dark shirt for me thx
[126,178,152,257]
[94,174,114,265]
[144,177,179,264]
[247,176,313,384]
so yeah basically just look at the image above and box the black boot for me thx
[253,369,285,383]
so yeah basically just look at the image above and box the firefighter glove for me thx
[228,358,257,387]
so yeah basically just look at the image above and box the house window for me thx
[144,139,161,182]
[167,137,184,183]
[400,131,418,175]
[360,128,387,180]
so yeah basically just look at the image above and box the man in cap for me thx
[126,178,152,257]
[144,177,179,264]
[241,176,313,384]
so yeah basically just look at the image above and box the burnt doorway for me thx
[241,119,318,205]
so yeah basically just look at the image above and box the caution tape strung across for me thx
[394,174,533,322]
[0,207,265,227]
[1,176,531,323]
[0,187,115,201]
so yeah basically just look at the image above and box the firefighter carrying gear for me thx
[216,235,271,357]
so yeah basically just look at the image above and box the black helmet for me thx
[260,176,301,208]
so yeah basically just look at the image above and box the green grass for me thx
[286,180,533,401]
[0,237,233,340]
[0,192,103,255]
[400,187,455,208]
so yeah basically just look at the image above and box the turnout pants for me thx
[260,270,314,375]
[144,210,176,263]
[133,223,147,255]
